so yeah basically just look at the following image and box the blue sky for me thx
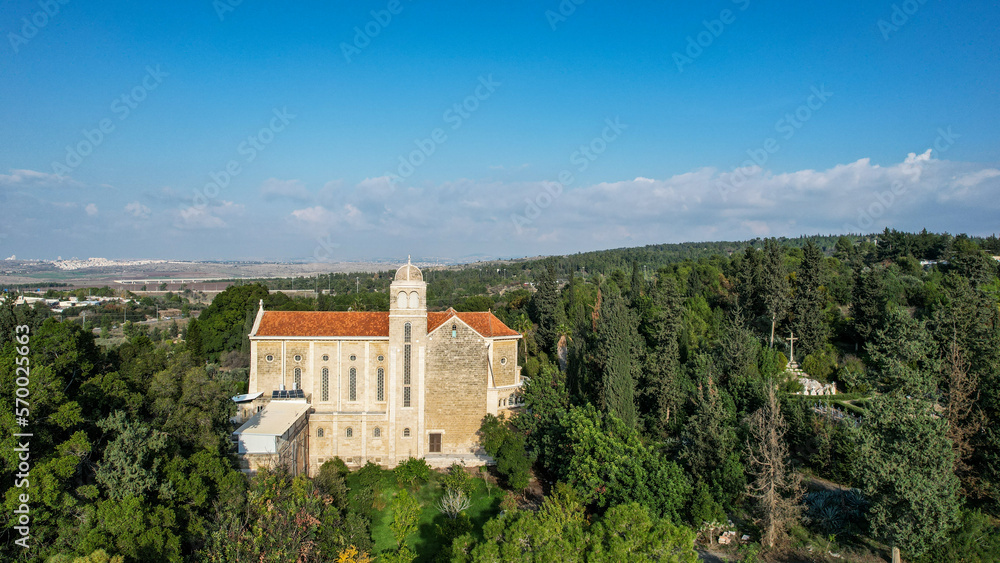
[1,0,998,261]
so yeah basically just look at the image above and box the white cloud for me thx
[172,200,244,230]
[260,178,312,202]
[125,201,151,218]
[0,169,82,190]
[85,203,98,216]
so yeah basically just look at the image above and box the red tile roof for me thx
[428,309,521,338]
[253,310,520,339]
[255,311,389,337]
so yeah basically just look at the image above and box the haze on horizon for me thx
[1,1,998,262]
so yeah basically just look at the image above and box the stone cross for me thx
[787,332,798,364]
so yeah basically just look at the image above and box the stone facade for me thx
[242,260,522,475]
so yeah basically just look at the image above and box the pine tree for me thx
[640,274,688,435]
[760,239,789,348]
[866,309,939,397]
[790,241,827,357]
[595,287,642,429]
[532,262,561,355]
[851,265,888,348]
[680,371,744,509]
[854,393,960,559]
[746,382,801,549]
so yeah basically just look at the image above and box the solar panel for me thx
[295,389,305,398]
[271,390,280,399]
[279,390,289,399]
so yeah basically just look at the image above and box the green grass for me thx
[349,470,504,562]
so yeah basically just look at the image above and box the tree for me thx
[851,266,888,348]
[761,239,790,348]
[451,484,698,563]
[556,405,691,522]
[790,241,827,357]
[437,489,472,520]
[853,393,960,559]
[531,262,562,355]
[680,375,744,510]
[941,338,984,496]
[745,383,801,549]
[388,489,420,561]
[479,414,534,490]
[595,287,642,429]
[95,411,170,500]
[866,309,939,397]
[640,273,689,435]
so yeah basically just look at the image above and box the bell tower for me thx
[388,256,426,463]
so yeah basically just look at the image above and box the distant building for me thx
[235,259,523,475]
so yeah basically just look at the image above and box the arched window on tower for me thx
[293,367,301,389]
[349,367,357,401]
[403,322,412,407]
[377,368,385,402]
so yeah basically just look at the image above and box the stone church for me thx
[232,260,524,476]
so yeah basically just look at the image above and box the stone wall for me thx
[425,320,489,456]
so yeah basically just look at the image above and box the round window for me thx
[265,354,274,362]
[350,354,357,361]
[322,354,329,361]
[378,355,385,362]
[500,357,507,365]
[294,355,302,362]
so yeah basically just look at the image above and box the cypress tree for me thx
[790,241,827,357]
[641,274,688,435]
[596,287,642,429]
[531,262,561,355]
[760,239,789,348]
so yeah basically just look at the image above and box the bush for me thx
[393,457,431,489]
[689,481,726,526]
[836,355,870,393]
[915,508,1000,563]
[802,346,838,383]
[441,464,474,496]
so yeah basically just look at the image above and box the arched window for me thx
[317,428,324,437]
[409,291,419,308]
[349,368,357,401]
[346,427,353,438]
[293,367,301,389]
[451,324,457,338]
[403,428,411,437]
[373,427,381,438]
[321,367,329,402]
[403,322,412,407]
[377,368,385,402]
[509,393,516,405]
[397,291,407,309]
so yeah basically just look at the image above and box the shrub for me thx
[802,346,838,383]
[393,457,431,489]
[836,355,869,393]
[441,464,474,496]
